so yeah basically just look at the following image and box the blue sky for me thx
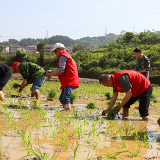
[1,0,160,42]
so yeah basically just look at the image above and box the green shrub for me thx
[86,102,97,109]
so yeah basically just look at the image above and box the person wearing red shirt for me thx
[99,70,152,121]
[45,43,79,110]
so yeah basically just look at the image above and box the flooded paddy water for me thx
[0,79,160,159]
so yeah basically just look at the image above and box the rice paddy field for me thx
[1,78,160,160]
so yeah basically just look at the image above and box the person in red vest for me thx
[99,70,152,121]
[45,43,79,110]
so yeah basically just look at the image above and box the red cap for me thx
[12,62,19,73]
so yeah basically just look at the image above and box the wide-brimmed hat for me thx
[12,62,19,73]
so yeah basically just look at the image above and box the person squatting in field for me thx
[0,63,12,100]
[45,43,79,110]
[134,48,150,79]
[99,70,153,121]
[11,62,46,100]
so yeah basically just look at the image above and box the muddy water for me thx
[0,97,160,160]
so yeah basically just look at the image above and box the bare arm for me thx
[45,56,67,77]
[45,70,60,77]
[19,79,29,92]
[117,89,132,112]
[137,69,147,73]
[102,92,118,115]
[20,79,27,88]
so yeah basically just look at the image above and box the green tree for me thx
[37,42,46,66]
[0,46,5,57]
[72,45,85,53]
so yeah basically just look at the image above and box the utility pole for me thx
[105,27,107,36]
[133,26,134,33]
[46,31,48,38]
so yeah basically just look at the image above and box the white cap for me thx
[51,43,65,51]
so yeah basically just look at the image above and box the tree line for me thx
[1,30,160,84]
[0,34,118,48]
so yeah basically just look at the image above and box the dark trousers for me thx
[123,84,153,117]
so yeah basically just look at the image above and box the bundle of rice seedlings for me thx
[34,70,45,80]
[70,93,77,104]
[86,102,97,109]
[12,83,20,89]
[48,89,57,100]
[107,107,118,120]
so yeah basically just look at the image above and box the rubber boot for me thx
[122,107,129,119]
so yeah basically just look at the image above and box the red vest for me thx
[112,70,150,97]
[57,51,79,89]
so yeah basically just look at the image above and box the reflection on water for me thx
[0,97,160,159]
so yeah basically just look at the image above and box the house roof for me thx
[28,46,36,47]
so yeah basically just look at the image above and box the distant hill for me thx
[0,34,119,48]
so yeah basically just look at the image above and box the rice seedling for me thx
[48,89,57,100]
[77,121,82,139]
[50,129,57,141]
[104,151,124,160]
[118,140,127,148]
[48,116,54,127]
[151,92,156,100]
[86,102,97,109]
[31,99,39,108]
[130,112,140,117]
[12,120,18,132]
[65,137,69,150]
[6,112,13,123]
[107,107,118,120]
[61,132,65,144]
[92,141,99,150]
[12,83,20,89]
[73,140,80,158]
[132,128,140,140]
[55,109,60,119]
[0,138,14,159]
[70,93,77,104]
[121,122,133,138]
[86,152,95,160]
[25,131,32,147]
[20,128,27,145]
[153,99,158,103]
[39,106,47,121]
[127,150,141,157]
[7,90,12,98]
[157,136,160,142]
[105,92,111,100]
[25,111,32,125]
[31,145,50,160]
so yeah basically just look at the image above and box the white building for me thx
[27,45,37,53]
[2,46,9,54]
[65,47,73,54]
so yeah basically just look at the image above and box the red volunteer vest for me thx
[57,51,79,89]
[112,70,150,97]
